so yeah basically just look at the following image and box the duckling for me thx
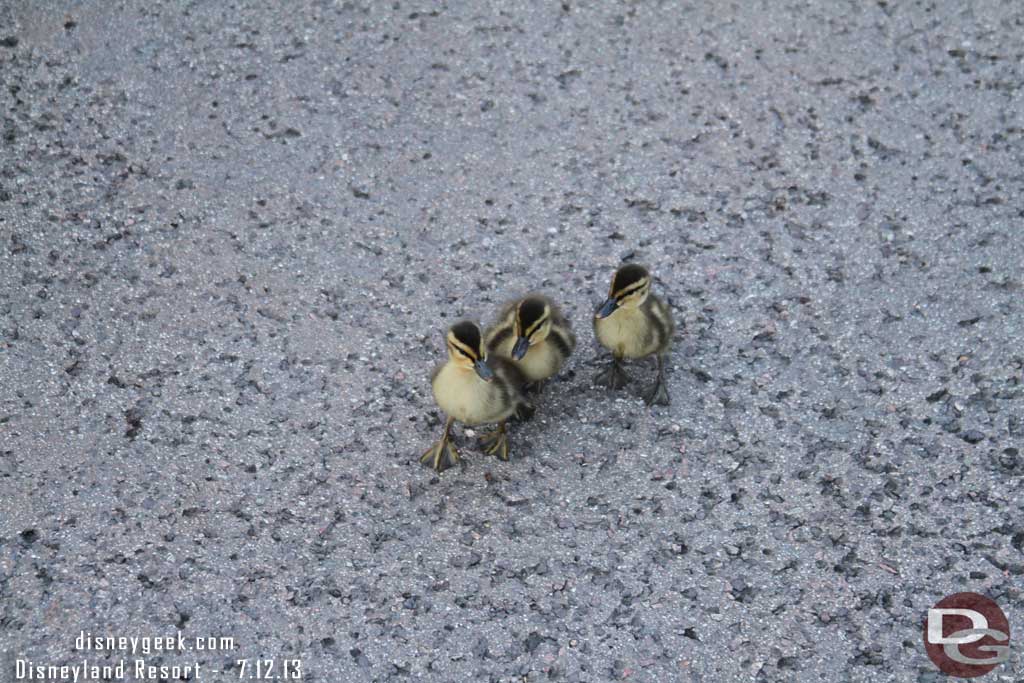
[421,320,528,471]
[485,294,576,393]
[593,264,674,405]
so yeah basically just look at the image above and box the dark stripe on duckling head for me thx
[517,297,548,336]
[612,264,649,294]
[450,320,483,358]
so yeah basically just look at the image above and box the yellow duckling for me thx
[422,320,528,471]
[485,294,576,393]
[593,264,674,405]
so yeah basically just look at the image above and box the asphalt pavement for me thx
[1,1,1022,681]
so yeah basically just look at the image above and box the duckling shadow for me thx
[574,357,671,406]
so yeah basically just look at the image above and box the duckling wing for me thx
[488,355,529,405]
[644,294,675,353]
[535,296,575,358]
[547,326,576,360]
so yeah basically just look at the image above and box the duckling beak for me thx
[596,298,619,319]
[474,358,495,382]
[511,337,530,360]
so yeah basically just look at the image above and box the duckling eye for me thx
[617,280,648,300]
[449,343,475,361]
[523,315,548,339]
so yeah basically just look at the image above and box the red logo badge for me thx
[923,592,1010,678]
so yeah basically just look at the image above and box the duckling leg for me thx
[420,417,460,472]
[642,355,670,406]
[480,420,511,461]
[526,380,547,395]
[595,355,630,390]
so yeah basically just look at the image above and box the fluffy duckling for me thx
[593,264,674,405]
[485,294,576,393]
[422,320,528,471]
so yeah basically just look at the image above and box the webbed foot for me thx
[421,417,459,472]
[420,438,460,472]
[643,356,670,406]
[595,359,630,389]
[642,380,670,406]
[480,422,511,461]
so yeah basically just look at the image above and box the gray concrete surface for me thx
[2,1,1023,681]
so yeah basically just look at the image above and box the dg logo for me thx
[924,592,1011,678]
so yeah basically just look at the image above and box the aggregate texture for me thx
[1,1,1023,681]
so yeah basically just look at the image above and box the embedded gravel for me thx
[1,2,1023,682]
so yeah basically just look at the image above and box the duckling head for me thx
[595,264,650,319]
[511,296,551,360]
[447,320,494,381]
